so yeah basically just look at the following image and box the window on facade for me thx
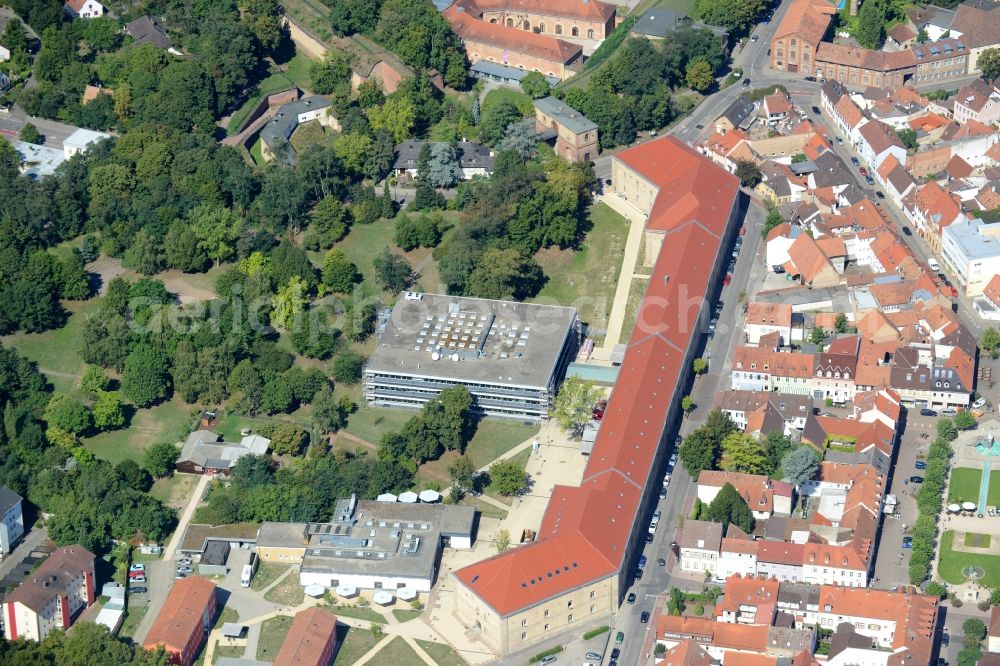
[522,619,527,627]
[544,610,550,618]
[539,22,546,32]
[555,24,562,34]
[523,20,530,30]
[572,26,579,36]
[590,591,596,599]
[791,39,797,46]
[588,28,594,38]
[568,614,574,622]
[522,632,527,640]
[506,18,513,27]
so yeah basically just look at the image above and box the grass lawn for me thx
[466,419,537,468]
[482,87,534,116]
[264,573,305,606]
[333,626,382,665]
[330,604,387,622]
[370,636,420,662]
[150,474,199,510]
[213,645,244,663]
[344,405,414,445]
[2,299,101,390]
[391,608,423,622]
[251,562,292,591]
[256,615,294,661]
[330,219,398,295]
[227,51,315,134]
[964,532,992,548]
[283,52,314,89]
[461,495,508,520]
[214,606,240,629]
[938,530,1000,588]
[250,138,265,165]
[83,398,197,465]
[290,120,328,153]
[415,639,468,666]
[119,604,147,638]
[282,0,335,41]
[947,467,1000,507]
[533,202,630,333]
[619,277,649,343]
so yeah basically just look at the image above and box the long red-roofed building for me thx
[143,576,216,666]
[273,608,338,666]
[453,137,741,654]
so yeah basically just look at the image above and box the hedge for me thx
[583,626,610,640]
[529,645,564,663]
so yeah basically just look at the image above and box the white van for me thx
[928,258,939,271]
[241,564,252,588]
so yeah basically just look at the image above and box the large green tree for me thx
[551,377,604,435]
[706,482,755,535]
[122,347,170,407]
[978,48,1000,83]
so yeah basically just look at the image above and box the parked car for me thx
[902,537,913,549]
[739,225,746,236]
[866,175,875,185]
[586,653,602,661]
[657,558,666,567]
[859,166,869,176]
[850,157,860,167]
[645,532,654,543]
[920,408,937,417]
[835,136,844,145]
[627,592,636,604]
[875,191,885,199]
[742,78,751,87]
[659,487,667,499]
[130,586,148,594]
[611,648,621,660]
[615,631,625,646]
[723,274,732,286]
[804,76,817,82]
[131,575,147,584]
[909,476,924,484]
[638,555,647,570]
[941,408,957,416]
[751,34,759,42]
[128,570,145,579]
[915,460,927,470]
[669,452,678,465]
[540,656,557,665]
[811,105,821,114]
[640,611,650,624]
[973,398,987,409]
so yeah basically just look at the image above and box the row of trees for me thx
[0,622,172,666]
[907,418,955,584]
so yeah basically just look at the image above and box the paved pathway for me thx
[590,193,648,362]
[163,474,211,560]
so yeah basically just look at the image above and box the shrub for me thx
[582,625,609,640]
[529,646,563,663]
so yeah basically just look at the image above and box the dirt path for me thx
[333,431,378,452]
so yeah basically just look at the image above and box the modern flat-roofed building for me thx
[143,576,217,666]
[364,292,579,420]
[257,495,475,593]
[1,545,96,641]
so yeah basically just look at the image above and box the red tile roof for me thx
[454,138,739,617]
[274,608,338,666]
[660,640,714,666]
[773,0,836,45]
[445,4,583,64]
[143,576,216,657]
[458,0,616,21]
[816,43,916,71]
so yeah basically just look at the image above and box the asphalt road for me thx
[0,106,80,149]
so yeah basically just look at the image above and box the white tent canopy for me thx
[398,491,419,503]
[397,587,418,601]
[304,585,326,598]
[372,590,395,605]
[376,493,398,502]
[335,585,358,598]
[962,501,978,511]
[418,489,440,503]
[948,503,962,513]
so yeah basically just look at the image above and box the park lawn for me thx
[330,604,387,622]
[344,405,414,445]
[482,87,534,116]
[329,219,398,295]
[415,639,468,666]
[466,419,538,468]
[283,51,315,89]
[250,562,292,591]
[250,138,265,165]
[964,532,992,548]
[150,474,199,510]
[3,299,101,387]
[226,51,314,134]
[947,467,1000,507]
[460,495,508,520]
[256,615,294,661]
[290,120,329,153]
[370,636,420,663]
[533,202,630,333]
[82,398,197,465]
[938,530,1000,588]
[619,276,649,343]
[391,608,423,622]
[264,572,305,606]
[213,645,244,663]
[333,626,381,665]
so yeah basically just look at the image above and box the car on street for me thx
[645,532,654,543]
[638,555,647,569]
[540,656,557,665]
[941,408,957,416]
[640,611,650,624]
[708,318,717,331]
[659,487,667,499]
[175,572,188,579]
[859,166,869,176]
[942,632,950,647]
[130,586,147,594]
[739,225,746,236]
[811,105,821,114]
[910,476,924,484]
[723,274,732,286]
[610,648,621,661]
[742,78,751,87]
[615,632,625,646]
[669,452,677,465]
[751,35,759,42]
[850,157,860,167]
[131,575,147,584]
[627,592,637,604]
[866,175,875,185]
[657,558,666,567]
[915,460,927,470]
[902,536,913,549]
[586,653,602,661]
[876,191,885,199]
[920,408,937,417]
[974,398,988,409]
[804,76,817,82]
[835,136,844,144]
[675,435,683,446]
[902,226,912,235]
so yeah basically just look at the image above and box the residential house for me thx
[941,218,1000,296]
[786,232,841,287]
[889,346,971,409]
[1,545,96,641]
[812,338,859,403]
[909,38,971,85]
[902,181,966,254]
[715,576,779,625]
[856,120,906,171]
[0,486,24,558]
[815,44,915,90]
[678,520,723,576]
[698,471,793,520]
[756,542,805,582]
[176,431,271,475]
[715,95,757,134]
[534,96,598,162]
[769,0,835,74]
[717,538,759,580]
[887,24,916,48]
[143,577,217,666]
[715,390,812,435]
[745,302,797,345]
[802,413,896,457]
[764,94,793,126]
[63,128,111,158]
[393,140,495,179]
[125,16,176,52]
[273,608,338,666]
[64,0,104,18]
[875,154,916,206]
[953,78,1000,125]
[949,1,1000,76]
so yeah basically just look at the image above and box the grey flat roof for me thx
[470,60,560,86]
[266,500,474,581]
[534,96,598,134]
[943,219,1000,261]
[365,293,577,391]
[259,96,331,153]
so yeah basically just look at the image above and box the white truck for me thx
[241,564,253,587]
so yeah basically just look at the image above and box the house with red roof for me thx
[697,471,793,520]
[452,137,741,656]
[902,181,966,255]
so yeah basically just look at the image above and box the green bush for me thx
[529,646,564,662]
[908,432,953,584]
[583,626,610,640]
